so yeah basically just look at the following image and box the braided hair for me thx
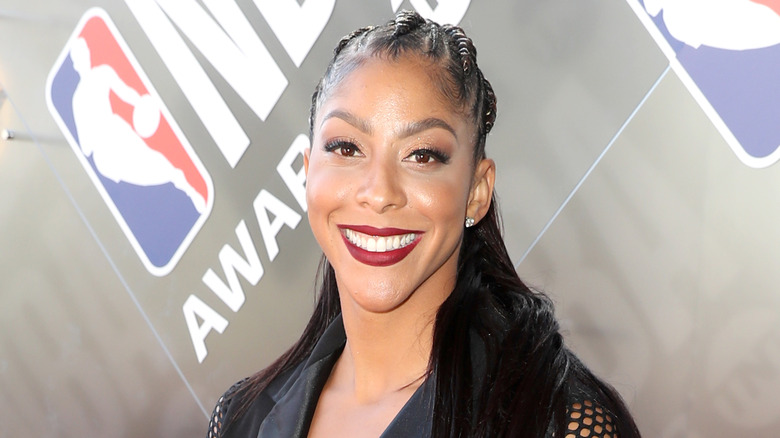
[232,10,639,438]
[309,10,496,161]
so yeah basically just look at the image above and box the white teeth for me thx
[345,229,417,253]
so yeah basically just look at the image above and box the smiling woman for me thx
[307,55,484,320]
[208,10,640,438]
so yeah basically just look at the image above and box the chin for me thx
[338,277,412,314]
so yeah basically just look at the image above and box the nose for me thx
[355,156,406,213]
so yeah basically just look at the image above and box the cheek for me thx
[305,165,352,235]
[408,175,470,223]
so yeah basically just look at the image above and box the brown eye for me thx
[413,151,433,163]
[340,144,358,157]
[405,148,449,165]
[324,139,362,157]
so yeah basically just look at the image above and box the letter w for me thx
[202,220,264,312]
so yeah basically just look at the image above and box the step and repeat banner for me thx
[1,0,779,436]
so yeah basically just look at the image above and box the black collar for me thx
[257,315,434,438]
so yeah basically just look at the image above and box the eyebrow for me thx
[321,110,373,135]
[398,117,458,140]
[320,110,458,140]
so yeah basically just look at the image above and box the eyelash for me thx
[322,139,450,165]
[407,147,450,164]
[323,138,361,157]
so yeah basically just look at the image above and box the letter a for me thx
[183,295,229,363]
[254,189,301,261]
[202,220,264,312]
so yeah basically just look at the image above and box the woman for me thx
[209,10,640,438]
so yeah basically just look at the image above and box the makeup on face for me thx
[339,225,422,267]
[305,56,477,314]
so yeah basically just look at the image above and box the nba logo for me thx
[46,8,214,276]
[630,0,780,168]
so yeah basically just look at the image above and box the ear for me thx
[303,147,311,177]
[466,158,495,225]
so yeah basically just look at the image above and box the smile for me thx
[338,225,422,267]
[344,228,417,253]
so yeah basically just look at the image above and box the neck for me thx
[333,293,442,403]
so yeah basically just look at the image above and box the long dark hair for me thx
[236,10,639,437]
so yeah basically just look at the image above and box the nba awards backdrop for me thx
[1,0,779,436]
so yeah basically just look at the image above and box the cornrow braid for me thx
[443,25,477,76]
[308,83,321,139]
[482,74,497,135]
[437,23,496,157]
[334,25,374,56]
[392,9,426,37]
[309,25,372,137]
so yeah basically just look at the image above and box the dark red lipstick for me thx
[338,225,422,267]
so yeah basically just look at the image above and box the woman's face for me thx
[306,55,494,316]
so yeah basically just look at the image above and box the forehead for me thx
[317,55,472,130]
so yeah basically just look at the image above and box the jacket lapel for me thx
[257,316,346,438]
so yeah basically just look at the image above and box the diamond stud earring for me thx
[465,217,475,228]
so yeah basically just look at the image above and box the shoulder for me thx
[207,372,290,438]
[559,363,640,438]
[208,374,285,438]
[206,372,287,438]
[208,377,249,438]
[563,397,620,438]
[206,359,310,438]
